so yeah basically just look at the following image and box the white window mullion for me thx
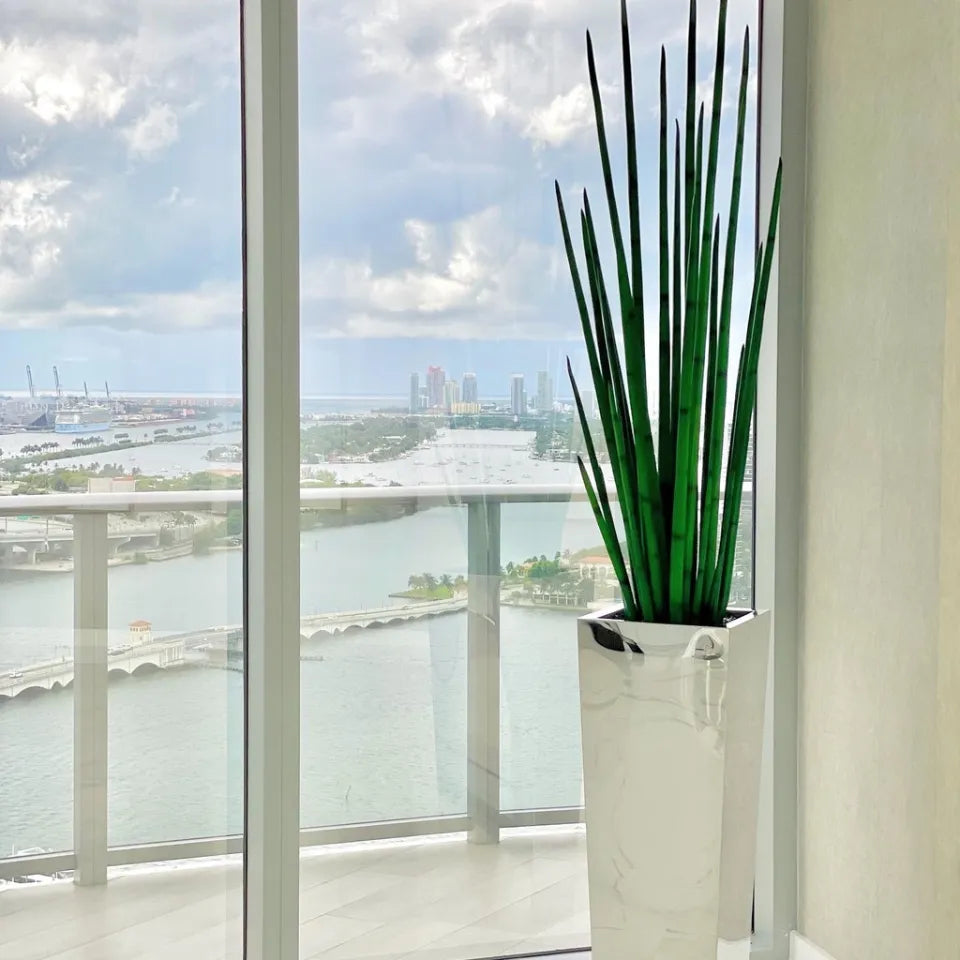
[754,0,807,956]
[242,0,301,957]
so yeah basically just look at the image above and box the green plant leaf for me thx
[568,360,636,613]
[699,28,751,617]
[582,196,653,617]
[669,104,704,621]
[658,46,671,491]
[683,0,697,265]
[694,219,721,615]
[557,1,781,626]
[577,456,638,620]
[713,162,783,616]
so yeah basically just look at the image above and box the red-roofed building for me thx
[578,556,613,581]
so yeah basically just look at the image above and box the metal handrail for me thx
[0,483,598,516]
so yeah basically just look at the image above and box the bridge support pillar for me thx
[467,499,500,844]
[73,513,108,886]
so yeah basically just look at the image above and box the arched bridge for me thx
[299,597,466,639]
[0,597,466,700]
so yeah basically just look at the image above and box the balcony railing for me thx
[0,485,595,884]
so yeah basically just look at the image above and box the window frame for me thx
[238,0,808,956]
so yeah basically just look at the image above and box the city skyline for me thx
[405,364,570,412]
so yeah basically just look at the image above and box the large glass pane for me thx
[297,0,757,958]
[0,2,244,957]
[300,508,468,827]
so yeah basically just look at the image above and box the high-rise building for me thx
[582,389,597,419]
[409,373,420,413]
[462,373,478,404]
[536,371,553,413]
[443,379,460,413]
[510,374,526,416]
[427,366,445,409]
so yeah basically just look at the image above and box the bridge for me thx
[299,597,465,638]
[0,517,162,566]
[0,597,466,700]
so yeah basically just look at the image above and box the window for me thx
[0,1,243,954]
[0,1,775,958]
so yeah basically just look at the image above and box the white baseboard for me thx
[790,931,838,960]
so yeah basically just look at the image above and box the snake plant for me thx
[558,0,782,626]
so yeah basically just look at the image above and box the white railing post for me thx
[467,498,501,844]
[73,512,108,886]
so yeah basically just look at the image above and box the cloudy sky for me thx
[0,0,757,398]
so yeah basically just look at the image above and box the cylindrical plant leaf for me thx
[556,1,782,626]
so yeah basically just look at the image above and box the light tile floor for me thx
[0,827,590,960]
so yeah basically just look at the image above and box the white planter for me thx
[578,606,770,960]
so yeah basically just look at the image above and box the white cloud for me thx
[337,0,758,149]
[0,175,71,286]
[0,0,757,348]
[123,103,179,158]
[344,0,710,146]
[159,186,194,208]
[0,2,238,132]
[6,135,44,169]
[0,279,240,332]
[525,83,593,146]
[0,39,127,124]
[303,205,566,340]
[352,0,591,143]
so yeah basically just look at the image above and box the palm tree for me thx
[440,574,453,589]
[423,573,438,590]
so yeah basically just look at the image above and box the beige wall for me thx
[798,1,959,958]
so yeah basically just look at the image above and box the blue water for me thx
[0,503,595,854]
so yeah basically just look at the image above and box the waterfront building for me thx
[536,371,553,413]
[427,366,445,409]
[129,620,153,646]
[443,379,460,413]
[510,374,525,416]
[409,373,420,413]
[462,373,478,404]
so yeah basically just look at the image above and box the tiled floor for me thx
[0,827,590,960]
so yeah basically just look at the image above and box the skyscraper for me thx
[443,379,460,413]
[427,366,445,409]
[462,373,478,404]
[409,373,420,413]
[582,389,597,419]
[510,374,525,416]
[536,371,553,413]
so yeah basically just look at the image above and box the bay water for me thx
[0,496,597,856]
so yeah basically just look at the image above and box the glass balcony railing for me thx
[0,485,752,883]
[0,486,590,880]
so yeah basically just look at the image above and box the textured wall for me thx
[798,1,959,958]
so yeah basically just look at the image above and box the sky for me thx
[0,0,758,399]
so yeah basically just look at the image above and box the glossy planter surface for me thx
[577,607,770,960]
